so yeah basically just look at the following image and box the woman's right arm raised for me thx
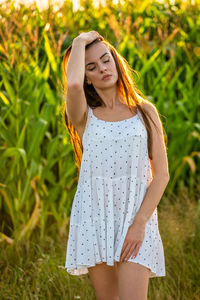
[66,37,87,129]
[66,31,103,130]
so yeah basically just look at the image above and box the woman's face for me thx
[85,42,118,89]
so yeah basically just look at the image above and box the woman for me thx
[62,31,170,300]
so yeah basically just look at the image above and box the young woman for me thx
[62,30,170,300]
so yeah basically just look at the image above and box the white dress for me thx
[65,105,166,277]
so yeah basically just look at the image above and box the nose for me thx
[99,62,107,72]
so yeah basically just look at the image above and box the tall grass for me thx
[0,189,199,299]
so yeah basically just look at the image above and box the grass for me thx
[0,188,199,300]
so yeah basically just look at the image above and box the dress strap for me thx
[137,109,145,125]
[88,106,94,119]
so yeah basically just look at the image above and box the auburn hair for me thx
[61,37,167,177]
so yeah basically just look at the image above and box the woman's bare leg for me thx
[116,261,150,300]
[88,262,119,300]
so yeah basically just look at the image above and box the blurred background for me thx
[0,0,199,299]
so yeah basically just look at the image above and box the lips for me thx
[102,74,111,80]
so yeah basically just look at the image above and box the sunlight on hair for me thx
[61,38,167,174]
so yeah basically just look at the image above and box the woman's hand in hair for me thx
[73,31,104,46]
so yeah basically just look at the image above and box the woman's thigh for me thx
[88,262,119,300]
[116,261,150,300]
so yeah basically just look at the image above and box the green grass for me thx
[0,188,199,300]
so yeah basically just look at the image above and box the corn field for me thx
[0,0,200,299]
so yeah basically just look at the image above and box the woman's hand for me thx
[73,31,104,46]
[120,220,146,262]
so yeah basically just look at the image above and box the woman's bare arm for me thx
[133,102,170,225]
[66,38,86,87]
[65,32,102,128]
[65,38,88,127]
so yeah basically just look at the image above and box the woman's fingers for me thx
[75,31,104,45]
[120,241,142,262]
[120,241,130,262]
[120,242,136,262]
[131,242,142,259]
[90,31,104,40]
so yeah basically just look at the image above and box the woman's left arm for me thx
[133,101,170,226]
[120,101,170,262]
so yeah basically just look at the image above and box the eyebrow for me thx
[86,52,109,67]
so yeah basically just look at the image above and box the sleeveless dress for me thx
[64,105,166,277]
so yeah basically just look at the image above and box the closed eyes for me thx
[88,60,110,71]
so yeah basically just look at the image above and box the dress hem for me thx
[65,258,166,278]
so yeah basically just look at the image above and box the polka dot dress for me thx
[65,105,166,277]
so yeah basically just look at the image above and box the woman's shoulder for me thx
[139,98,163,136]
[139,98,159,117]
[135,92,157,113]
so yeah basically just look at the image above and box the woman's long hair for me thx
[61,37,167,176]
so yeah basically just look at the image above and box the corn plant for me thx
[0,0,199,244]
